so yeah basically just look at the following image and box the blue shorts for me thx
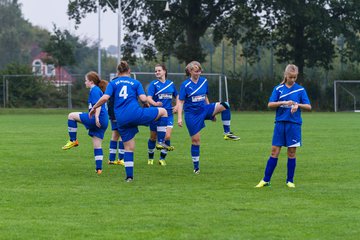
[149,114,174,132]
[110,119,118,131]
[80,112,108,139]
[272,121,302,147]
[185,103,216,136]
[116,107,159,142]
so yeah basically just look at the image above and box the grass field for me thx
[1,110,359,239]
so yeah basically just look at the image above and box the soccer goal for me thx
[334,80,360,112]
[110,72,229,103]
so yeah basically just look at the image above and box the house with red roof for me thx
[31,52,75,86]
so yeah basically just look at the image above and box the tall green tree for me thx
[220,0,360,80]
[0,0,49,69]
[43,25,76,68]
[67,0,242,64]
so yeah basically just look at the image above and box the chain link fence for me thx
[1,73,228,109]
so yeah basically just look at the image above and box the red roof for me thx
[31,51,75,83]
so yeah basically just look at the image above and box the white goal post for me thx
[110,72,229,103]
[334,80,360,112]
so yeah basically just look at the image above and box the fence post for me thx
[6,79,9,108]
[2,76,5,108]
[68,83,72,109]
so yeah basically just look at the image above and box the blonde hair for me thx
[281,64,298,84]
[86,71,108,93]
[185,61,202,77]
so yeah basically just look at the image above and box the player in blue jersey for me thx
[255,64,312,188]
[62,71,109,175]
[89,61,172,182]
[177,61,240,174]
[107,77,125,166]
[147,64,178,166]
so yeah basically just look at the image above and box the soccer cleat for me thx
[194,168,200,174]
[148,159,154,165]
[108,159,125,166]
[286,182,295,188]
[125,177,133,182]
[156,142,175,151]
[62,140,79,150]
[116,159,125,166]
[96,169,102,175]
[224,132,240,141]
[255,180,270,188]
[158,160,167,166]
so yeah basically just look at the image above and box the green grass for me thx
[0,110,359,239]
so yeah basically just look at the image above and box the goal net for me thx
[334,80,360,112]
[110,72,229,103]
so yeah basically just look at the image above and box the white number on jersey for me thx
[119,85,128,99]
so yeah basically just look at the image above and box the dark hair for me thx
[86,71,108,93]
[155,64,168,78]
[117,61,130,74]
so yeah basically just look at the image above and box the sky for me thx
[19,0,118,48]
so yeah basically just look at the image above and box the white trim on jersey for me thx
[155,82,174,95]
[279,88,304,99]
[188,79,208,97]
[276,85,284,91]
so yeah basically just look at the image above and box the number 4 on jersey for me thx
[119,85,128,99]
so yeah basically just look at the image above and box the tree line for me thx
[1,0,360,111]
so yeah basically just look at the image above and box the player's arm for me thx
[177,100,184,127]
[139,94,150,107]
[95,106,102,127]
[268,100,294,109]
[291,102,312,113]
[205,96,210,104]
[172,96,180,113]
[147,96,162,107]
[89,94,110,117]
[297,103,312,111]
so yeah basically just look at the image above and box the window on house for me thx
[46,64,55,76]
[33,60,42,76]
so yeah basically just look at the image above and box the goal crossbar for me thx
[334,80,360,112]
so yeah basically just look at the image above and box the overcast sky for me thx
[19,0,118,47]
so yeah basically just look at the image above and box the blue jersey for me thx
[104,76,146,123]
[179,77,208,114]
[88,85,108,120]
[107,78,117,121]
[148,79,178,115]
[269,83,310,124]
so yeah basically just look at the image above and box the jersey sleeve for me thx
[205,78,209,95]
[173,84,178,97]
[136,81,146,96]
[90,87,102,103]
[105,82,114,97]
[300,88,311,104]
[179,82,186,101]
[147,82,155,97]
[268,86,280,102]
